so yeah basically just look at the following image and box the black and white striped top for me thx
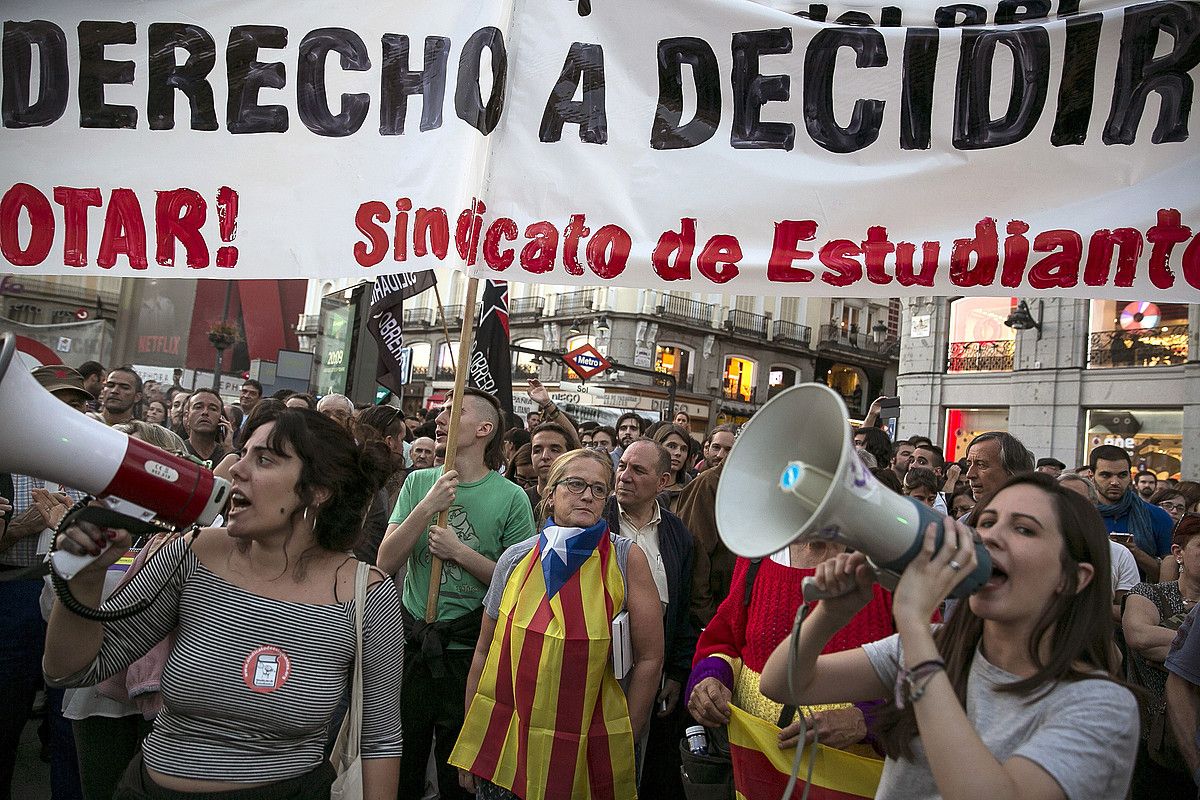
[50,537,404,782]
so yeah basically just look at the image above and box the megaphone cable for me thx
[49,497,201,622]
[780,602,818,800]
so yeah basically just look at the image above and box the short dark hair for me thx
[965,431,1034,477]
[109,365,143,393]
[903,467,940,495]
[892,439,915,458]
[913,443,946,472]
[286,393,317,410]
[593,425,617,443]
[907,435,933,449]
[531,422,572,450]
[241,379,263,395]
[706,423,737,443]
[616,411,647,434]
[503,427,531,449]
[78,360,105,380]
[1134,470,1156,482]
[356,405,406,440]
[854,426,893,470]
[270,388,295,400]
[1089,444,1131,471]
[1076,464,1092,473]
[188,387,223,407]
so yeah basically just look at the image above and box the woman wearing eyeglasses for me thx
[504,443,539,494]
[451,449,663,800]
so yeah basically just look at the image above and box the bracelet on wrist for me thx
[894,658,945,710]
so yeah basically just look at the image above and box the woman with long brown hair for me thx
[761,472,1138,800]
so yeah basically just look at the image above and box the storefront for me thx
[1083,408,1184,479]
[944,408,1010,462]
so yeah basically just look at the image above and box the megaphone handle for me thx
[50,545,108,581]
[801,574,856,602]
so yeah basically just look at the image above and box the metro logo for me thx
[561,343,611,380]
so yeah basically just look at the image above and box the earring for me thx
[1179,558,1184,566]
[302,506,310,525]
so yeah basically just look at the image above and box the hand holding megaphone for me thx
[53,512,133,581]
[801,551,876,611]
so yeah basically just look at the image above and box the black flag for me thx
[368,270,436,395]
[468,280,513,413]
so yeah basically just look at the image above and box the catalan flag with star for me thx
[450,520,637,800]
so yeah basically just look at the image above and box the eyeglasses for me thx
[555,477,609,499]
[1159,501,1188,514]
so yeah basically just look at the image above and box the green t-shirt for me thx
[389,467,535,633]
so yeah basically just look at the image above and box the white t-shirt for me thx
[862,633,1138,800]
[1108,541,1140,593]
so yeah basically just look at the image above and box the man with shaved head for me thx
[410,436,436,471]
[377,387,535,799]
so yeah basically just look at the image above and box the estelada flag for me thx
[727,705,883,800]
[449,526,636,799]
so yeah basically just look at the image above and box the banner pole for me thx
[425,275,480,623]
[433,283,457,371]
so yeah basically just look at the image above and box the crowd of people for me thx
[3,362,1200,799]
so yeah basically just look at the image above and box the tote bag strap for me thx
[346,561,369,761]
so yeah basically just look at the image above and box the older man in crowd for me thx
[316,393,354,430]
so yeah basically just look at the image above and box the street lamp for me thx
[1004,300,1043,339]
[871,320,889,345]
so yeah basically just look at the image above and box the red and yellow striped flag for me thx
[727,705,883,800]
[450,532,637,800]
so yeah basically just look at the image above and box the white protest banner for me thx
[1,0,1197,301]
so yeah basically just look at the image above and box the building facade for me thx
[302,272,900,434]
[897,296,1200,480]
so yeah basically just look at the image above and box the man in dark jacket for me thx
[604,438,696,797]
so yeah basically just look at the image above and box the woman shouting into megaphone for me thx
[43,406,404,799]
[760,472,1139,800]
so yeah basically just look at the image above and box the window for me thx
[512,338,541,380]
[409,342,431,379]
[944,408,1009,463]
[825,364,867,415]
[946,297,1016,373]
[1084,408,1183,479]
[1086,300,1189,368]
[723,356,756,402]
[655,344,693,389]
[768,365,797,399]
[435,342,455,380]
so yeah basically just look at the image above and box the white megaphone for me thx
[716,383,991,599]
[0,333,229,577]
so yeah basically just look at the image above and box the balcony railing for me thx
[656,293,716,326]
[817,324,896,355]
[553,289,595,316]
[510,296,545,320]
[946,339,1015,373]
[439,305,465,327]
[1088,325,1189,368]
[722,385,757,403]
[772,319,812,348]
[435,366,456,380]
[402,307,433,327]
[726,309,768,337]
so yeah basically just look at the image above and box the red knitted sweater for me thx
[694,556,897,674]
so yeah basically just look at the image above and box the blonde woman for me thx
[452,449,663,799]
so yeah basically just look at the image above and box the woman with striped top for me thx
[45,406,405,799]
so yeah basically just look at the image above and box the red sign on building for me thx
[561,343,612,380]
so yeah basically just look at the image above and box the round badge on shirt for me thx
[243,646,291,693]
